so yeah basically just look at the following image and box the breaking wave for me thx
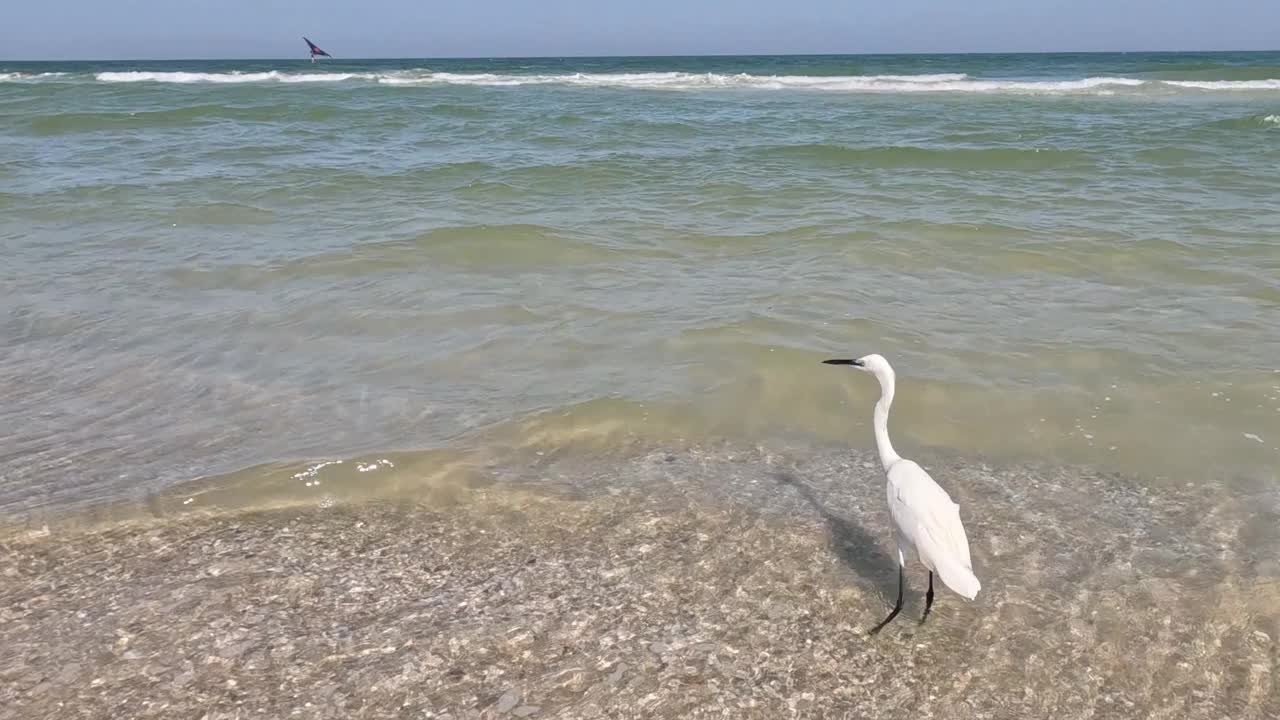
[94,71,377,83]
[375,72,1280,94]
[0,72,69,81]
[0,70,1270,94]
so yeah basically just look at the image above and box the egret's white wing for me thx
[886,460,980,599]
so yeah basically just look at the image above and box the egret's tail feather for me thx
[937,560,981,600]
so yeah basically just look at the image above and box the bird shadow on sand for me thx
[773,471,901,604]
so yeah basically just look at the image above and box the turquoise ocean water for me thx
[1,53,1278,518]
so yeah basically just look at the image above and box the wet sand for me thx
[2,446,1277,719]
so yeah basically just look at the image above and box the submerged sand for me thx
[2,445,1277,719]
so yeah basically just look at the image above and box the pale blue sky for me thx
[3,0,1278,60]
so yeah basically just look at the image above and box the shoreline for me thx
[2,425,1250,536]
[4,448,1276,719]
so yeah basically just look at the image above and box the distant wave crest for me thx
[1165,79,1280,90]
[94,71,377,83]
[0,71,68,81]
[0,69,1270,94]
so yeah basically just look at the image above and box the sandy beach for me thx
[4,445,1276,719]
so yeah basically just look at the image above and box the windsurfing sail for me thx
[303,37,333,62]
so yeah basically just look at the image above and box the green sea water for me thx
[1,53,1278,518]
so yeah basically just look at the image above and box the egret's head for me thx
[822,353,891,374]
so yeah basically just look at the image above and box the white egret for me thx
[823,354,980,633]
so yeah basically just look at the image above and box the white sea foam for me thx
[1166,79,1280,90]
[383,72,1267,94]
[67,70,1280,94]
[292,459,342,488]
[0,71,69,81]
[95,71,376,83]
[376,71,978,90]
[356,459,395,472]
[381,71,975,89]
[374,72,1280,94]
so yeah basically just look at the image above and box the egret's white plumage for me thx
[886,459,980,600]
[823,353,980,632]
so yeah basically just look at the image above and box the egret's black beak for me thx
[823,358,864,366]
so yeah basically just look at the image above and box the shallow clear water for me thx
[1,52,1278,518]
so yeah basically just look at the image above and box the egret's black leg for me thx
[921,571,935,624]
[869,565,904,635]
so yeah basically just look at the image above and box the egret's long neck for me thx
[872,368,901,470]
